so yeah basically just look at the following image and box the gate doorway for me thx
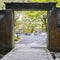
[0,2,59,54]
[14,10,47,47]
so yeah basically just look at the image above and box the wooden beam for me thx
[4,2,57,11]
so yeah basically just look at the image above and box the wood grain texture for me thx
[0,10,14,54]
[48,9,60,52]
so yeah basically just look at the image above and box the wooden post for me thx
[47,8,60,51]
[0,10,14,54]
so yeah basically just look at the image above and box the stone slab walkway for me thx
[1,33,54,60]
[1,47,53,60]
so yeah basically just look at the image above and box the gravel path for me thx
[17,32,47,47]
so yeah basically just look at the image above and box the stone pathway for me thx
[1,47,53,60]
[1,33,54,60]
[16,32,47,49]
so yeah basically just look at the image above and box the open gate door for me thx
[47,8,60,52]
[0,10,14,54]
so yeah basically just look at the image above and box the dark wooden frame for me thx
[4,2,60,52]
[5,2,57,11]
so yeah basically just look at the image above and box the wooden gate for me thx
[5,2,60,52]
[47,8,60,52]
[0,10,14,54]
[0,2,60,54]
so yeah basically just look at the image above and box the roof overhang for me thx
[5,2,57,11]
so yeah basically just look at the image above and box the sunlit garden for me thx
[14,11,47,41]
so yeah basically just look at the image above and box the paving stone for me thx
[1,47,53,60]
[1,33,52,60]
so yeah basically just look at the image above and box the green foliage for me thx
[17,11,47,32]
[14,34,20,41]
[30,0,60,6]
[31,0,46,2]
